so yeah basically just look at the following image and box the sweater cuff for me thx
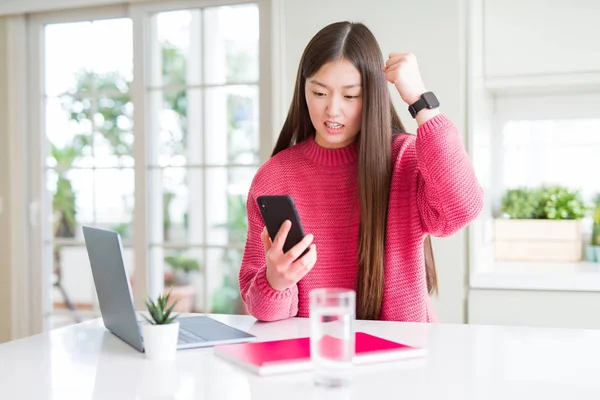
[416,113,453,137]
[254,264,297,300]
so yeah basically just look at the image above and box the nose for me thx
[326,95,342,118]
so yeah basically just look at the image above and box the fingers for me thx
[289,244,317,280]
[383,52,416,70]
[261,227,272,252]
[383,58,406,72]
[272,220,291,252]
[384,61,402,73]
[389,52,412,58]
[283,233,314,265]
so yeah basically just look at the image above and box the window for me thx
[40,16,134,328]
[491,93,600,218]
[145,4,260,314]
[499,118,600,201]
[469,92,600,290]
[27,1,266,330]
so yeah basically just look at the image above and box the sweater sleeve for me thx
[238,185,299,322]
[413,113,484,237]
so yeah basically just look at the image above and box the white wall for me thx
[281,0,469,323]
[484,0,600,78]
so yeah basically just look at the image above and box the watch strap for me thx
[408,92,439,118]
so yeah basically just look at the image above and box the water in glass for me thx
[310,289,355,387]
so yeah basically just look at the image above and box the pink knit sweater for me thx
[239,114,483,322]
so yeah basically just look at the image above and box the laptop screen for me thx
[82,226,144,352]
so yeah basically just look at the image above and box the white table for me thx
[1,314,599,399]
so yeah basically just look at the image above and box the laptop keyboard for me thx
[178,328,206,344]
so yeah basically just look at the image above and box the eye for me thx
[344,95,360,99]
[312,91,326,97]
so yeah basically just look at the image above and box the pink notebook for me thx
[214,332,426,375]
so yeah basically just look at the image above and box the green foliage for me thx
[111,223,131,240]
[592,194,600,246]
[211,194,247,314]
[213,194,248,246]
[54,42,188,241]
[53,176,77,237]
[500,187,543,219]
[592,223,600,246]
[594,207,600,226]
[164,254,201,274]
[143,289,178,325]
[66,70,133,158]
[539,185,587,220]
[593,195,600,225]
[500,185,587,220]
[54,39,255,315]
[211,275,242,314]
[163,192,175,241]
[51,135,88,238]
[161,41,188,156]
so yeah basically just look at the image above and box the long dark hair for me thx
[272,22,437,319]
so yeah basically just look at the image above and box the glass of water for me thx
[309,288,356,387]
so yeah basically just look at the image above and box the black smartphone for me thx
[256,195,309,257]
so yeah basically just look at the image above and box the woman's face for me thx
[305,59,363,149]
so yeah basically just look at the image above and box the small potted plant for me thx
[494,185,587,262]
[585,198,600,262]
[141,289,179,361]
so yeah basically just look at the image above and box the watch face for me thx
[422,92,440,108]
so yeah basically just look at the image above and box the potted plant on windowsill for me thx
[163,254,202,313]
[141,290,179,361]
[494,185,587,262]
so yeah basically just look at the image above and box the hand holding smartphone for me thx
[256,195,317,291]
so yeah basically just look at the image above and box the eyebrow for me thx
[310,79,361,89]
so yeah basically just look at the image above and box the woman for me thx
[238,21,483,322]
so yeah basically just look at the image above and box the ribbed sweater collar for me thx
[300,136,359,167]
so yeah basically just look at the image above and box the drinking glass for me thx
[309,288,356,387]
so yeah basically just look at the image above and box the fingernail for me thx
[307,234,314,241]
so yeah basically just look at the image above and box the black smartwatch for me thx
[408,92,440,118]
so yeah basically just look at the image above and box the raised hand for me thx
[382,52,427,106]
[261,220,317,291]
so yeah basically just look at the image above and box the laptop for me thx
[82,225,256,352]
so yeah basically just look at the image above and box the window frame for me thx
[23,0,280,333]
[468,91,600,292]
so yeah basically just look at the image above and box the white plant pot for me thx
[141,321,179,361]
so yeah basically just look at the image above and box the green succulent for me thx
[143,289,179,325]
[539,185,586,220]
[500,186,586,220]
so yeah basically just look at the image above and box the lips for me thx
[324,121,344,135]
